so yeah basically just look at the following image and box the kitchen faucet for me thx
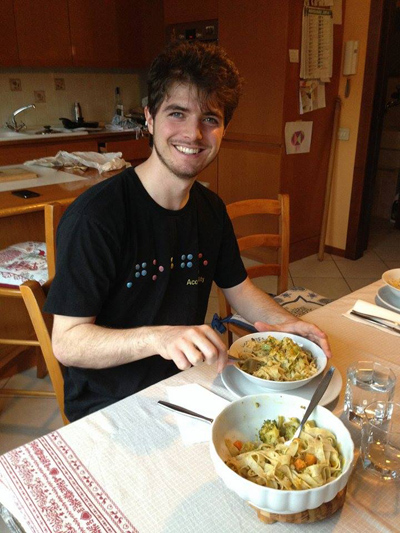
[6,104,36,132]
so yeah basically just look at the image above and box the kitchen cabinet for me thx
[102,137,151,165]
[0,139,98,166]
[68,0,164,68]
[0,132,151,167]
[14,0,73,67]
[68,0,120,68]
[215,0,344,261]
[216,0,287,241]
[163,0,217,25]
[5,0,163,69]
[0,0,19,67]
[120,0,165,69]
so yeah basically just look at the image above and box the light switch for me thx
[289,49,299,63]
[338,128,350,141]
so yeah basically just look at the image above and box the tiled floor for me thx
[0,218,399,458]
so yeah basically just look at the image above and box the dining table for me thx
[0,279,399,533]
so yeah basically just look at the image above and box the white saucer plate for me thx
[376,285,400,313]
[221,364,342,407]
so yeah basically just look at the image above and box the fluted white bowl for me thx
[210,393,354,514]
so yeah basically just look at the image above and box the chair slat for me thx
[238,234,281,251]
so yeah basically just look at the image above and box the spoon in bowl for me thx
[285,366,336,445]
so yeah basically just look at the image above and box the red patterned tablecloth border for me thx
[0,431,138,533]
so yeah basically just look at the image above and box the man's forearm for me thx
[52,317,228,372]
[52,321,171,369]
[223,278,296,325]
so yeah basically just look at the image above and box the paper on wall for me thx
[299,80,326,114]
[285,122,313,155]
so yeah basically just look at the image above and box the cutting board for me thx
[0,167,38,182]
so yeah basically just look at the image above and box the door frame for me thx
[345,0,396,259]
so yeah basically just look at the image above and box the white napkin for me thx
[344,299,400,336]
[166,384,229,445]
[24,151,129,173]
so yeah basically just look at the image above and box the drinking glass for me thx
[361,400,400,480]
[344,361,396,426]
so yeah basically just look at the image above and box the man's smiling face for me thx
[145,82,225,180]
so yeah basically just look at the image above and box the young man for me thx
[45,41,330,422]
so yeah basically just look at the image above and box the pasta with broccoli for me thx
[236,336,318,382]
[225,417,343,490]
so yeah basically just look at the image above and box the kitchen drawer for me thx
[0,145,48,166]
[103,138,151,163]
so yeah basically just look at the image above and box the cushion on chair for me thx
[274,287,333,317]
[212,286,333,334]
[0,242,48,288]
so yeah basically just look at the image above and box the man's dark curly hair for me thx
[147,40,242,127]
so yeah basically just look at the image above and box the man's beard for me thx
[153,141,203,180]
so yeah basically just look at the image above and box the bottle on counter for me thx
[74,102,83,123]
[115,87,124,117]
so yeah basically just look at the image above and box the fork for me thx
[228,354,261,373]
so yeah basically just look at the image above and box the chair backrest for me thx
[19,280,69,425]
[45,201,71,280]
[19,202,71,425]
[216,194,290,347]
[227,194,290,294]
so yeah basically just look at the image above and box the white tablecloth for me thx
[0,280,399,533]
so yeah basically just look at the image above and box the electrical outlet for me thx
[54,78,65,90]
[34,90,46,103]
[338,127,350,141]
[9,78,22,91]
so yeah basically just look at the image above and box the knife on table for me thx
[350,310,400,334]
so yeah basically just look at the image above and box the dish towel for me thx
[344,299,400,336]
[165,384,229,445]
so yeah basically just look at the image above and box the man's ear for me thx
[144,106,154,135]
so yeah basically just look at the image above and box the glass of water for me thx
[361,401,400,480]
[344,361,396,426]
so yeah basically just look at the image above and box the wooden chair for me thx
[0,202,70,424]
[217,195,290,347]
[19,279,68,425]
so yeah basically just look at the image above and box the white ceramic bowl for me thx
[229,332,327,391]
[210,393,354,514]
[382,268,400,299]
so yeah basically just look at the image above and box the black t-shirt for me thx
[45,168,247,421]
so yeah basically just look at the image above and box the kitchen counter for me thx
[0,166,118,220]
[0,131,151,168]
[0,127,143,146]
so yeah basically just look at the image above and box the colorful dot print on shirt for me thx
[199,252,208,266]
[180,253,194,268]
[126,251,208,288]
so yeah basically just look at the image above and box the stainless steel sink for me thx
[0,128,90,141]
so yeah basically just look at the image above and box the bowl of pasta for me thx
[210,393,354,514]
[382,268,400,299]
[229,332,327,391]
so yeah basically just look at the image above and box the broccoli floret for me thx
[282,418,300,440]
[259,419,280,445]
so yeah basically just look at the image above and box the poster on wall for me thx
[284,121,313,154]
